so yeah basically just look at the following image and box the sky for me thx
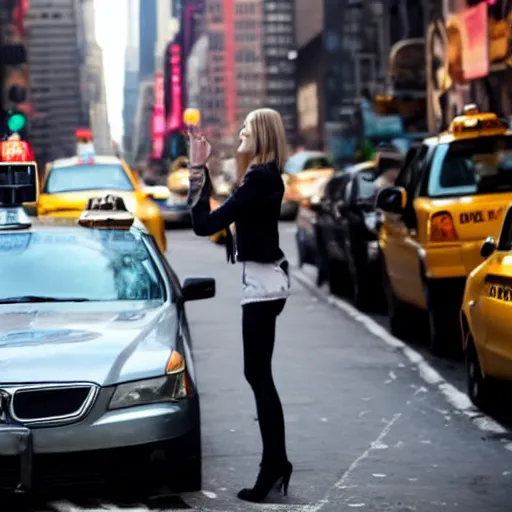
[93,0,127,143]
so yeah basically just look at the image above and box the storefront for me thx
[426,0,512,132]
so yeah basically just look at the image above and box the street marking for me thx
[310,414,401,511]
[292,269,511,439]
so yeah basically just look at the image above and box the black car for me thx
[314,161,397,310]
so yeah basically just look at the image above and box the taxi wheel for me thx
[428,308,461,357]
[170,426,202,492]
[466,337,492,410]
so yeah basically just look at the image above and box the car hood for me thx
[0,301,177,386]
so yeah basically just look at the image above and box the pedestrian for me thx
[186,108,292,503]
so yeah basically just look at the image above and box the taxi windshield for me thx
[44,164,135,194]
[428,135,512,198]
[0,229,165,303]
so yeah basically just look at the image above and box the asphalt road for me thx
[16,225,512,511]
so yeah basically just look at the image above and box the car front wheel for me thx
[169,426,202,492]
[466,337,492,411]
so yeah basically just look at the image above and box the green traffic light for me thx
[7,112,26,132]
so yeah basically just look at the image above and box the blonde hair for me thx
[245,108,288,171]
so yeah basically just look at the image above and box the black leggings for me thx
[242,298,288,468]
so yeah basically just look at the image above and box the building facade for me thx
[200,0,297,150]
[26,0,88,165]
[139,0,157,79]
[132,78,155,166]
[262,0,296,144]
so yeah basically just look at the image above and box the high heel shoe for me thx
[237,461,293,503]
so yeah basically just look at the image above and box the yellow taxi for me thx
[461,203,512,408]
[166,156,227,243]
[376,105,512,355]
[282,151,336,219]
[37,154,167,253]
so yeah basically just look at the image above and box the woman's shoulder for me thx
[245,162,283,183]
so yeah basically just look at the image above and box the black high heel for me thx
[237,461,293,503]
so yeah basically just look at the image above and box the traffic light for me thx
[2,39,29,139]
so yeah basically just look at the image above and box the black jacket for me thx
[188,162,285,263]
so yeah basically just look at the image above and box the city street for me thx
[18,224,512,511]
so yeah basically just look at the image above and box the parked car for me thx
[314,157,402,310]
[281,151,336,219]
[461,204,512,410]
[377,106,512,355]
[0,188,214,494]
[295,176,331,284]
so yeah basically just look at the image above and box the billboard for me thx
[426,0,512,132]
[151,72,165,158]
[166,44,183,133]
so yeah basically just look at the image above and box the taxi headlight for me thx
[109,373,188,409]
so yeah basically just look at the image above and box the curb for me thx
[291,268,512,445]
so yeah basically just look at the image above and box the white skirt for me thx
[241,258,290,305]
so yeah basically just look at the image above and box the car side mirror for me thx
[375,186,407,214]
[480,236,496,258]
[182,277,216,301]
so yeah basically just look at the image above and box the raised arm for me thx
[188,166,253,237]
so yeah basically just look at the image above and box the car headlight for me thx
[108,350,190,409]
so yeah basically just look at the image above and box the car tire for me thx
[427,307,460,357]
[314,229,328,287]
[327,259,350,297]
[170,426,202,492]
[352,267,372,311]
[466,336,492,411]
[382,262,412,340]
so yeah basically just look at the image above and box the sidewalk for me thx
[168,230,512,512]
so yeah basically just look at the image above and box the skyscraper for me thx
[122,0,140,163]
[82,0,112,154]
[26,0,88,164]
[201,0,297,149]
[139,0,157,79]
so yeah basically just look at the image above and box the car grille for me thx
[12,385,95,423]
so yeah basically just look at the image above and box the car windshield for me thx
[44,164,135,193]
[303,157,332,171]
[285,154,332,174]
[0,229,165,302]
[427,135,512,198]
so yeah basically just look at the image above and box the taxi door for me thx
[381,146,428,308]
[478,213,512,377]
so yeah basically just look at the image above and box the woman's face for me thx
[237,114,255,154]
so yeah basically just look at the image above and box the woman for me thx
[186,108,292,503]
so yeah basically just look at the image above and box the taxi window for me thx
[303,157,332,170]
[427,136,512,198]
[498,208,512,251]
[44,164,135,193]
[0,230,165,303]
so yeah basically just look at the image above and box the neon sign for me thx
[166,44,183,132]
[152,72,165,157]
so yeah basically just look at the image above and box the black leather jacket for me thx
[188,161,285,263]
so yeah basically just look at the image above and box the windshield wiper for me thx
[0,296,91,304]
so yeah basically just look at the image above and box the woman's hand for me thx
[188,131,213,168]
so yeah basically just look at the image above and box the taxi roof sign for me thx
[0,140,35,163]
[0,207,32,230]
[448,106,508,136]
[78,194,135,230]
